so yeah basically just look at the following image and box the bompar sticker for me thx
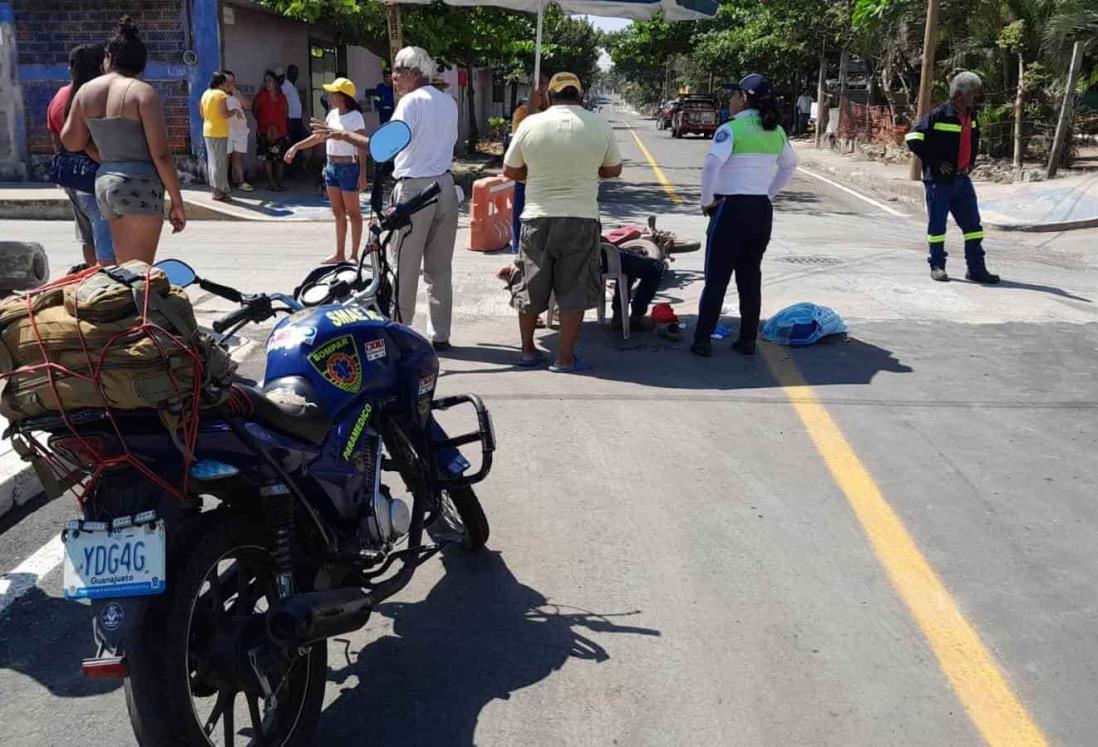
[308,335,363,392]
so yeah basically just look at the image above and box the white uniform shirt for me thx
[391,86,458,179]
[325,109,366,157]
[797,95,813,114]
[700,109,798,206]
[282,79,303,119]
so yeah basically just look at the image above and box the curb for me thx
[793,150,926,208]
[0,447,41,520]
[793,146,1098,233]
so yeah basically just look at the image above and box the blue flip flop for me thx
[516,352,546,368]
[548,356,591,374]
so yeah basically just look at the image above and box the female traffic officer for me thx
[691,74,797,357]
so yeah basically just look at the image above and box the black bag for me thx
[50,150,98,194]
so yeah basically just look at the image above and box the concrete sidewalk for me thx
[792,141,1098,232]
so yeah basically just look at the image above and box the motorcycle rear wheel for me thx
[125,517,327,746]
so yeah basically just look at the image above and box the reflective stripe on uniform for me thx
[963,230,985,241]
[927,234,947,244]
[933,122,962,133]
[905,132,925,141]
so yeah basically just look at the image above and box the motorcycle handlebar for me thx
[377,181,441,232]
[198,277,243,303]
[212,304,254,334]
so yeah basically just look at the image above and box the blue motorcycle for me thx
[17,122,495,745]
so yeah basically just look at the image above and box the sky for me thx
[580,16,632,71]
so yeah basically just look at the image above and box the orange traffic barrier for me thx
[468,176,514,252]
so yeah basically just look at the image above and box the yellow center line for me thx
[621,130,1047,745]
[762,347,1048,747]
[624,124,683,205]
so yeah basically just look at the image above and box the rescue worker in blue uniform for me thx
[905,71,999,284]
[692,74,797,357]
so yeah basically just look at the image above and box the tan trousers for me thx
[393,172,458,343]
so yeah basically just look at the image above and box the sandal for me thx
[516,351,546,368]
[548,356,590,374]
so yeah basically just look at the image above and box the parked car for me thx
[671,94,720,138]
[656,99,681,130]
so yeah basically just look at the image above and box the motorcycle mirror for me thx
[156,259,197,287]
[369,120,412,164]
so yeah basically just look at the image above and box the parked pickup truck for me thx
[671,94,721,138]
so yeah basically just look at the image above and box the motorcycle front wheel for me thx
[124,517,327,746]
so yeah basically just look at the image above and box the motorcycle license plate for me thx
[62,521,166,600]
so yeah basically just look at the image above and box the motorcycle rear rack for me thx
[430,394,495,489]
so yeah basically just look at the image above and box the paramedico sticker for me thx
[365,338,387,361]
[308,335,363,393]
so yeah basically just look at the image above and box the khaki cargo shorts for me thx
[510,217,602,315]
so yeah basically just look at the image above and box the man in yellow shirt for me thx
[504,72,622,372]
[200,71,238,201]
[508,73,549,252]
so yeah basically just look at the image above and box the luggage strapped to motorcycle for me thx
[0,263,227,505]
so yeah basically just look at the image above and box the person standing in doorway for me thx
[282,64,306,169]
[200,71,234,201]
[373,69,395,125]
[389,46,460,352]
[905,71,999,284]
[224,70,253,192]
[503,72,623,372]
[508,72,550,253]
[285,78,368,264]
[47,43,114,267]
[692,74,797,358]
[253,70,289,191]
[62,16,185,264]
[796,91,813,136]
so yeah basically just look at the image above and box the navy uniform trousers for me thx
[925,174,986,270]
[694,194,773,346]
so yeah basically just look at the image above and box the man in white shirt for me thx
[503,72,622,372]
[390,46,460,351]
[282,64,306,167]
[796,92,813,136]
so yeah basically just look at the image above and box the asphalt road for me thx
[1,105,1097,746]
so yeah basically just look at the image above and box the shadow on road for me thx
[0,585,120,698]
[317,550,660,745]
[443,322,911,391]
[958,278,1092,303]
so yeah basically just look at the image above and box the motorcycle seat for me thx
[235,376,331,445]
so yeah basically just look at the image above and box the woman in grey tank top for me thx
[61,16,186,264]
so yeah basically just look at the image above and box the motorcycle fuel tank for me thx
[263,304,438,417]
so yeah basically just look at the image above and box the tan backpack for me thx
[0,261,236,430]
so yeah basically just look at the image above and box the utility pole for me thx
[815,43,827,148]
[909,0,940,180]
[386,3,403,75]
[837,50,849,140]
[1047,40,1084,178]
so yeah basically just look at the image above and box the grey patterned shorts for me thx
[95,161,165,221]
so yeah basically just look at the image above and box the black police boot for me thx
[965,257,1000,284]
[731,338,757,355]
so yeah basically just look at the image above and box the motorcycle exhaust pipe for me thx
[268,588,374,648]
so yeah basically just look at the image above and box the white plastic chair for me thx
[546,243,631,340]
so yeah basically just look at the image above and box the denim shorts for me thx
[324,162,361,192]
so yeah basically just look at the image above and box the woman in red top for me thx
[253,70,289,191]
